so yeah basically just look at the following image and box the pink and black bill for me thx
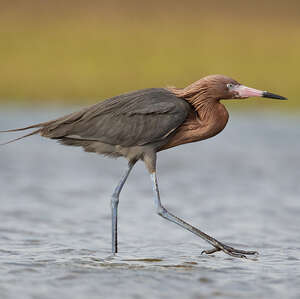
[232,84,287,100]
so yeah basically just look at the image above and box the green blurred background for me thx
[0,0,299,111]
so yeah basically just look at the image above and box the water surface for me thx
[0,110,300,299]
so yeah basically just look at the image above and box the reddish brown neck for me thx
[161,87,229,151]
[167,84,219,122]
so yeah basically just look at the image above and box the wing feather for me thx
[41,88,191,147]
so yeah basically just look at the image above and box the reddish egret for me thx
[1,75,286,258]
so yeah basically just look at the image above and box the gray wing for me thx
[40,88,191,147]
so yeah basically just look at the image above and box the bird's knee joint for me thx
[157,206,167,217]
[111,194,119,206]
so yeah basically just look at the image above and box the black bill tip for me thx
[262,91,287,100]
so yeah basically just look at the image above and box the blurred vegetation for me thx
[0,0,299,111]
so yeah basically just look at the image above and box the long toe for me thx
[202,243,259,259]
[201,248,221,255]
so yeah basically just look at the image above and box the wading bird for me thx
[1,75,286,258]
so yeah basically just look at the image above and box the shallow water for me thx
[0,109,300,299]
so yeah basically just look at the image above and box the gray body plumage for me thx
[40,88,191,163]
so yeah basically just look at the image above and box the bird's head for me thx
[201,74,287,101]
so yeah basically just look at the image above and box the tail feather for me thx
[1,109,85,145]
[0,121,50,133]
[0,128,42,146]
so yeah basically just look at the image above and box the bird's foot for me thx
[201,242,258,259]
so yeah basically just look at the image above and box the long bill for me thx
[235,85,287,100]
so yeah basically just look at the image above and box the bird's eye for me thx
[226,83,234,89]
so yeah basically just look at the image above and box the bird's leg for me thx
[111,161,136,254]
[150,171,258,258]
